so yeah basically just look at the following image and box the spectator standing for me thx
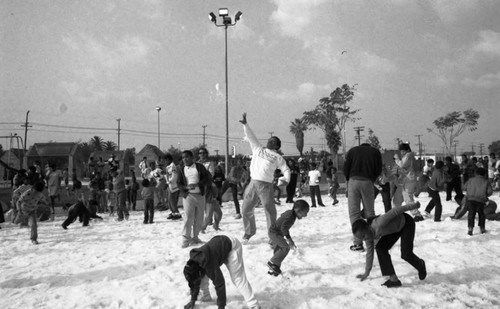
[307,162,325,207]
[343,143,382,251]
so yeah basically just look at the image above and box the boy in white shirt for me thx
[308,162,325,207]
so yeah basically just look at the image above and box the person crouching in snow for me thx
[352,201,427,287]
[267,199,309,276]
[183,235,261,309]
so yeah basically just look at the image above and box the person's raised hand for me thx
[240,113,247,125]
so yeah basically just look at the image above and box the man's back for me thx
[343,145,382,182]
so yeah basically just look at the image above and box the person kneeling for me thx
[352,202,426,287]
[183,235,261,309]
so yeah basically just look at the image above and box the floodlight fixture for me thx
[235,11,242,22]
[218,8,228,17]
[209,12,217,23]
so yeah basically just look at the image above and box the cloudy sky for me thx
[1,0,499,157]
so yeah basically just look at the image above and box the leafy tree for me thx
[289,118,308,156]
[366,128,382,150]
[488,141,500,155]
[78,142,92,162]
[302,84,359,163]
[89,136,105,151]
[103,141,117,151]
[427,109,479,156]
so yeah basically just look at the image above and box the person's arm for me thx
[240,113,260,151]
[279,158,291,185]
[212,268,227,308]
[377,203,421,227]
[357,239,374,280]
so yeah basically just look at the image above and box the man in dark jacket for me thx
[343,143,382,251]
[183,235,260,309]
[444,156,464,205]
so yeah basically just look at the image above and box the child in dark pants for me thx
[267,200,309,275]
[463,167,493,235]
[423,160,447,222]
[61,201,102,229]
[141,179,155,224]
[352,201,426,287]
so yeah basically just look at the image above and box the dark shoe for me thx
[318,204,326,207]
[434,219,441,222]
[32,240,39,245]
[61,224,67,230]
[350,244,365,252]
[167,213,174,219]
[480,228,486,234]
[143,221,148,224]
[333,200,339,205]
[267,261,282,274]
[468,230,473,236]
[311,205,317,208]
[149,221,154,224]
[418,259,427,280]
[173,214,182,220]
[382,279,402,288]
[414,215,424,222]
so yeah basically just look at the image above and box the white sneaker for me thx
[423,211,431,218]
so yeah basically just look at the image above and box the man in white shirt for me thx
[239,113,291,243]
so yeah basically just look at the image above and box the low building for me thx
[26,142,85,178]
[135,144,164,177]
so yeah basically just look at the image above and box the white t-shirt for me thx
[308,170,321,186]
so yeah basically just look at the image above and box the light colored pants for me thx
[241,180,276,239]
[347,179,375,246]
[200,235,258,308]
[393,182,421,217]
[182,193,205,241]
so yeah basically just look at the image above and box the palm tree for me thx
[289,118,308,156]
[89,136,105,151]
[103,141,117,151]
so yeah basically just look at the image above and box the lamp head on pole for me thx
[218,8,228,17]
[155,106,161,112]
[209,12,217,23]
[235,11,242,22]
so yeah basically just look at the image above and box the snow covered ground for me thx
[2,192,500,309]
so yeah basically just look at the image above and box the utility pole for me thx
[202,125,207,147]
[20,110,31,168]
[353,126,365,146]
[479,143,484,157]
[116,118,121,151]
[471,144,475,155]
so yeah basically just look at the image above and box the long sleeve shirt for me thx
[243,124,290,184]
[343,145,382,182]
[188,235,233,308]
[363,203,420,275]
[464,175,493,203]
[269,209,297,240]
[428,169,447,191]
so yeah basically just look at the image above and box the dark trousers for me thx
[221,181,240,214]
[144,198,154,223]
[286,179,297,203]
[168,190,180,213]
[374,183,392,213]
[130,190,138,210]
[446,178,464,203]
[376,213,423,276]
[309,185,323,206]
[425,188,442,221]
[62,202,94,228]
[467,200,485,229]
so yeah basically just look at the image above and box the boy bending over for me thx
[352,202,426,287]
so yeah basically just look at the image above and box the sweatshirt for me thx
[363,203,420,276]
[188,235,233,307]
[269,209,297,240]
[464,175,493,203]
[243,124,290,184]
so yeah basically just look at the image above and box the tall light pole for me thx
[155,106,161,149]
[209,8,242,176]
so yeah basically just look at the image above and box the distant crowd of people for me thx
[1,113,499,309]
